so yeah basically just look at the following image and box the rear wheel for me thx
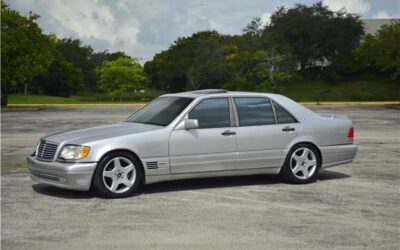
[280,144,321,184]
[93,152,143,198]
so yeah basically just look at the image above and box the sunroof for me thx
[190,89,227,94]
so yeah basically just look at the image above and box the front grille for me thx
[36,140,58,161]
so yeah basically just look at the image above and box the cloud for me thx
[372,10,394,19]
[260,12,271,27]
[9,0,393,63]
[323,0,371,15]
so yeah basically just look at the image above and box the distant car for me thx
[27,89,357,198]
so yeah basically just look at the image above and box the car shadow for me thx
[32,184,97,199]
[31,169,350,199]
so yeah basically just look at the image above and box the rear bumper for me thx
[320,144,358,169]
[27,156,97,191]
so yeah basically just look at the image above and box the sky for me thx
[7,0,400,63]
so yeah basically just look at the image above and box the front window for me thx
[188,98,231,128]
[126,97,194,126]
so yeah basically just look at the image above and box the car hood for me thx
[42,122,163,145]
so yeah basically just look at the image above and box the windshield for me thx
[126,96,194,126]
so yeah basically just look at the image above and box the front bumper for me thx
[27,156,97,191]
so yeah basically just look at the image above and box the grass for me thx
[8,94,82,104]
[281,80,400,102]
[5,80,399,105]
[7,90,165,105]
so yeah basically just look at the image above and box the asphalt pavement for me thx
[1,105,399,249]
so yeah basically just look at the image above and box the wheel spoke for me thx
[103,168,116,178]
[124,164,134,173]
[114,157,122,169]
[306,159,316,167]
[302,167,309,178]
[110,180,119,192]
[292,154,301,162]
[292,164,302,174]
[301,148,309,159]
[121,178,133,188]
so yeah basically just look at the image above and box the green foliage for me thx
[354,22,400,80]
[36,57,84,97]
[281,80,399,101]
[2,1,398,104]
[145,30,228,92]
[1,2,51,94]
[96,58,147,100]
[267,1,364,70]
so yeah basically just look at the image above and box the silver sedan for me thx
[27,89,357,198]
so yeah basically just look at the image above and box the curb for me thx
[5,101,400,107]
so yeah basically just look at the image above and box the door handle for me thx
[221,130,236,136]
[282,126,295,132]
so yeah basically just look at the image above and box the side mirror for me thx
[184,119,199,130]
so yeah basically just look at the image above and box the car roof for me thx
[163,89,277,98]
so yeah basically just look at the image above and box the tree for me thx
[1,2,51,104]
[89,50,131,91]
[144,31,227,92]
[354,22,400,80]
[220,45,256,90]
[96,58,147,101]
[267,2,364,70]
[33,48,84,97]
[55,38,94,90]
[252,50,297,92]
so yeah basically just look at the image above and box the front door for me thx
[169,97,237,174]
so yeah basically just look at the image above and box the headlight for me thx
[58,145,90,160]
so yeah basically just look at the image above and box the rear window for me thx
[273,101,298,124]
[234,97,275,126]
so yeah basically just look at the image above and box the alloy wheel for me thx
[102,157,136,193]
[290,147,317,180]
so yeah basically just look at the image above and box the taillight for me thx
[347,127,354,139]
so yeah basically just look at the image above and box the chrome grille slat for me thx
[36,140,58,161]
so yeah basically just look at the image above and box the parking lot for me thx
[1,105,399,249]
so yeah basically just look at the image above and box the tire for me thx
[280,143,321,184]
[92,151,143,198]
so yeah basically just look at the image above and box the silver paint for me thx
[27,91,358,191]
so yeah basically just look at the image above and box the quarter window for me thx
[273,101,298,124]
[188,98,231,128]
[234,97,275,126]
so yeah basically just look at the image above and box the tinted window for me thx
[126,97,193,126]
[234,97,275,126]
[188,98,230,128]
[273,101,297,124]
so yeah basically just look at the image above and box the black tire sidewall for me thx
[92,152,143,198]
[281,144,321,184]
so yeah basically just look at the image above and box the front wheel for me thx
[92,152,143,198]
[280,144,321,184]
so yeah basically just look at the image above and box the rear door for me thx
[234,97,301,169]
[169,97,237,174]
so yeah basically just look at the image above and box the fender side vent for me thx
[146,162,158,169]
